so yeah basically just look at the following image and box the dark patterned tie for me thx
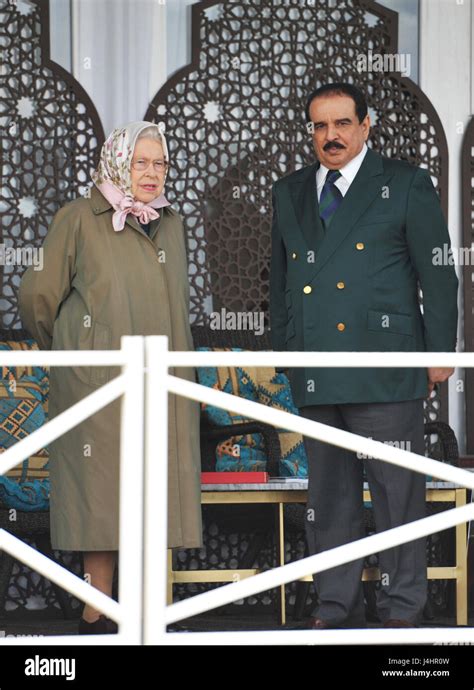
[319,169,343,229]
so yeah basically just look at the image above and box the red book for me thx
[201,471,269,484]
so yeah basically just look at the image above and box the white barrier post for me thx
[118,336,146,644]
[143,336,170,645]
[0,344,472,644]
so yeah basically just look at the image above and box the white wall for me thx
[49,0,72,72]
[420,0,473,451]
[69,0,166,135]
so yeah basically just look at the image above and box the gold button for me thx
[337,322,345,331]
[291,252,297,260]
[337,281,345,289]
[356,242,365,250]
[303,285,312,294]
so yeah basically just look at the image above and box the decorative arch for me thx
[145,0,449,421]
[0,0,105,328]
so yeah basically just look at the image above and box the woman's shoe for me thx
[78,614,118,634]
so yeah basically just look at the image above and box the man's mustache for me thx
[323,141,346,151]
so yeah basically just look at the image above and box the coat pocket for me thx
[367,309,414,336]
[89,320,112,387]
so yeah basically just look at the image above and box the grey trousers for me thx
[299,399,427,627]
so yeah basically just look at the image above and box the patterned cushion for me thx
[255,367,308,477]
[196,348,307,476]
[0,338,49,510]
[196,349,265,471]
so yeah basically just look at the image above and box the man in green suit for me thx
[270,83,458,629]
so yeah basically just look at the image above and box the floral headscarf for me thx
[92,120,170,232]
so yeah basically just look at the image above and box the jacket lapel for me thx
[148,214,162,241]
[124,214,142,233]
[124,210,162,239]
[306,148,394,280]
[288,162,325,250]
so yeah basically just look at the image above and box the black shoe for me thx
[294,615,367,630]
[78,614,118,634]
[383,618,418,628]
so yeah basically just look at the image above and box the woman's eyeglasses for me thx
[131,159,169,173]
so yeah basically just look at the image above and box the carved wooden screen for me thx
[0,0,103,616]
[0,0,104,328]
[462,117,474,452]
[146,0,449,423]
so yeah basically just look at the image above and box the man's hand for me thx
[427,367,454,395]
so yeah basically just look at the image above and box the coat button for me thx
[303,285,312,294]
[356,242,365,250]
[291,252,297,260]
[337,281,345,289]
[337,322,345,331]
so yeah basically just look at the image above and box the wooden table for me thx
[168,480,468,626]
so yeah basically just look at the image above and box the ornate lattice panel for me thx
[462,117,474,452]
[1,543,82,617]
[171,504,453,624]
[0,0,104,615]
[0,0,104,328]
[146,0,449,423]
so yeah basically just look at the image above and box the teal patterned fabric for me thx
[0,476,49,512]
[196,347,307,476]
[197,353,265,471]
[0,339,50,511]
[258,370,308,477]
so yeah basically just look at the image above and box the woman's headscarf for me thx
[92,120,171,232]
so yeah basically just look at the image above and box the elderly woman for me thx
[18,121,202,634]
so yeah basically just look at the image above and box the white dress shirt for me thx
[316,142,368,201]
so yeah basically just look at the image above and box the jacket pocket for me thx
[357,217,397,227]
[367,309,414,336]
[89,320,112,387]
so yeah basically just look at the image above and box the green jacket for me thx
[270,148,458,407]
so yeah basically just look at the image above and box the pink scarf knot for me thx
[113,195,160,231]
[94,180,170,232]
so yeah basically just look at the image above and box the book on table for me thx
[201,471,269,484]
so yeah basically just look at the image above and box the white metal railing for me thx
[0,338,144,645]
[0,338,473,645]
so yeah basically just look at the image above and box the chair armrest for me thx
[424,421,459,466]
[0,509,49,535]
[201,421,281,476]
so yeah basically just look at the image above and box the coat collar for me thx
[89,184,163,237]
[288,147,394,280]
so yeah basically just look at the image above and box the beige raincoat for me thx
[19,185,203,550]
